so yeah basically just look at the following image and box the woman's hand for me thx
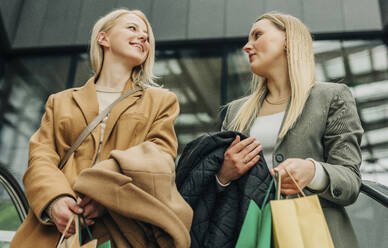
[50,196,83,238]
[270,158,316,195]
[78,196,105,226]
[217,135,263,184]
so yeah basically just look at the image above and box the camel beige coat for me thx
[73,142,193,247]
[11,77,188,247]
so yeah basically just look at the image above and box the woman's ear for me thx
[97,32,110,48]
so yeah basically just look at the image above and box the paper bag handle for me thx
[56,197,84,248]
[276,172,281,200]
[275,168,306,199]
[56,214,76,248]
[285,168,306,197]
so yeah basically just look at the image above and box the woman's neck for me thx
[96,56,133,89]
[265,64,291,101]
[259,72,290,116]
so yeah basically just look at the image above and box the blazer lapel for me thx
[72,77,100,147]
[272,100,291,152]
[273,86,313,152]
[102,85,144,145]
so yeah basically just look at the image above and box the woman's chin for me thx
[249,64,264,77]
[120,54,146,67]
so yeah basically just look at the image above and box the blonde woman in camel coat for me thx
[11,9,192,248]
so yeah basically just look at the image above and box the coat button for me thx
[275,154,284,163]
[333,188,342,197]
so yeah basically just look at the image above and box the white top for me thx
[94,85,124,163]
[249,111,329,191]
[250,111,285,169]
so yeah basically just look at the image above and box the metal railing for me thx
[0,167,28,222]
[360,180,388,207]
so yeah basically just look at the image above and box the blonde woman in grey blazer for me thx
[217,12,363,248]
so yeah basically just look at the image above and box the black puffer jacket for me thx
[176,131,275,248]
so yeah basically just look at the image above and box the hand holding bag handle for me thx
[275,168,306,200]
[56,214,110,248]
[58,87,142,170]
[56,198,86,248]
[270,168,334,248]
[56,213,77,248]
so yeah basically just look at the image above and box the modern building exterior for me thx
[0,0,387,247]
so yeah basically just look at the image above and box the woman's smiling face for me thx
[102,13,150,67]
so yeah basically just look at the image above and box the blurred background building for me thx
[0,0,387,247]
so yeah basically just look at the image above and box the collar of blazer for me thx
[72,77,144,146]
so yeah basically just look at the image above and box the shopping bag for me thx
[78,215,111,248]
[235,176,274,248]
[56,214,111,248]
[270,169,334,248]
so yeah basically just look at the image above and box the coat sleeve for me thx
[145,91,179,160]
[317,84,363,206]
[23,94,77,224]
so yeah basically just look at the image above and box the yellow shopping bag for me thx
[270,169,334,248]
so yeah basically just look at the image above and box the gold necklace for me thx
[265,97,289,105]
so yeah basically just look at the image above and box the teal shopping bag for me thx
[235,176,275,248]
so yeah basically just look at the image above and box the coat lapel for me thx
[72,77,100,147]
[102,84,144,145]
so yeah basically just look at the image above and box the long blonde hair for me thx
[90,9,157,88]
[228,12,316,138]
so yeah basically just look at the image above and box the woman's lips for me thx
[249,54,255,62]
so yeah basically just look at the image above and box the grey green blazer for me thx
[222,82,363,248]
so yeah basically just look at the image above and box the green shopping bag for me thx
[78,215,112,248]
[235,176,275,248]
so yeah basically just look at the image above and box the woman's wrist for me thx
[306,158,329,191]
[215,174,231,187]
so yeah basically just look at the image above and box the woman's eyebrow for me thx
[250,28,259,37]
[126,22,147,34]
[126,22,138,27]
